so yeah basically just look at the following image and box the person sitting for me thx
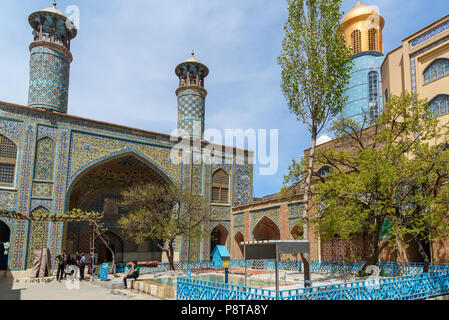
[123,261,140,289]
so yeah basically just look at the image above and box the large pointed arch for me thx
[0,219,11,270]
[65,152,170,263]
[253,216,280,241]
[234,231,245,258]
[210,224,229,257]
[67,148,178,195]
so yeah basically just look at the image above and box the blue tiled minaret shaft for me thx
[341,1,385,127]
[175,52,209,140]
[27,3,77,113]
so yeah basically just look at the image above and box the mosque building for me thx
[1,1,448,274]
[0,3,254,273]
[229,2,449,264]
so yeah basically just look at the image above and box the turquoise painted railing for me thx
[177,277,277,300]
[176,271,449,300]
[116,259,449,277]
[311,261,449,276]
[278,271,449,300]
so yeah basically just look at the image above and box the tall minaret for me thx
[175,52,209,140]
[27,2,77,113]
[341,1,385,126]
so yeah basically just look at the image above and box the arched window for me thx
[385,88,389,104]
[351,29,362,54]
[429,95,449,117]
[368,71,380,122]
[0,135,17,187]
[423,59,449,85]
[368,28,377,51]
[212,169,229,203]
[317,166,331,177]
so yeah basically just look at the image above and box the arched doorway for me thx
[253,216,280,241]
[234,232,244,258]
[97,231,124,264]
[0,221,10,270]
[210,225,228,258]
[66,154,168,263]
[291,225,303,240]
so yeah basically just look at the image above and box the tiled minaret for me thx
[27,2,77,113]
[175,52,209,140]
[341,1,385,126]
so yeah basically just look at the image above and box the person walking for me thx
[55,251,66,282]
[123,261,140,289]
[79,253,86,281]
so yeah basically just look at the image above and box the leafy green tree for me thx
[118,183,209,271]
[313,92,449,272]
[277,0,351,281]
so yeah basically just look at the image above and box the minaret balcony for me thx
[32,31,71,50]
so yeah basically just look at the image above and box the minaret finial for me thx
[53,1,57,8]
[192,50,195,57]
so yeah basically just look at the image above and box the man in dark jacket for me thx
[55,251,66,282]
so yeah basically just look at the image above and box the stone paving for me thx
[0,270,367,300]
[0,276,161,300]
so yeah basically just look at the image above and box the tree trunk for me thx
[302,128,317,283]
[360,236,392,273]
[414,237,431,273]
[168,240,175,271]
[96,231,115,274]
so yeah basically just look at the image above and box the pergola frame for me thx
[242,240,311,298]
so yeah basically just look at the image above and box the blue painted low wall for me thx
[177,271,449,301]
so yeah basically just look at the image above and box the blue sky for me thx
[0,1,448,198]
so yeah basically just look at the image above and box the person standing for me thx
[79,253,86,281]
[123,261,140,289]
[55,251,66,282]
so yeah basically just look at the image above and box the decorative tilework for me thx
[30,199,52,212]
[67,132,181,188]
[234,165,251,205]
[0,118,22,142]
[288,203,304,218]
[32,182,53,198]
[211,205,230,220]
[289,218,301,230]
[0,190,17,211]
[37,125,58,141]
[192,163,202,195]
[28,46,71,113]
[11,124,35,270]
[177,88,206,139]
[410,20,449,48]
[26,207,50,268]
[233,213,245,235]
[34,137,56,181]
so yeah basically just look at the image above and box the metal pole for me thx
[275,249,279,300]
[244,243,247,288]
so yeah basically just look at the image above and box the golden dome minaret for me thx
[342,1,385,55]
[341,1,386,126]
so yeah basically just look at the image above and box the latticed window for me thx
[423,59,449,85]
[368,28,377,51]
[0,135,17,187]
[429,95,449,117]
[212,169,229,204]
[351,29,362,54]
[368,71,380,122]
